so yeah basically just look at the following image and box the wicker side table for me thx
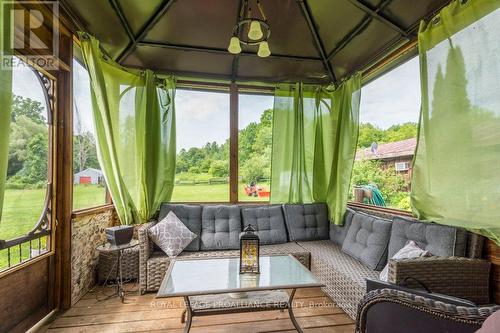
[98,245,139,283]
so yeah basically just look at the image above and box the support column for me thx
[229,83,239,203]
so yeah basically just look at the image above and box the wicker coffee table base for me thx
[180,289,302,333]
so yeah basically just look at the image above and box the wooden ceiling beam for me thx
[138,41,322,62]
[116,0,176,63]
[297,0,336,83]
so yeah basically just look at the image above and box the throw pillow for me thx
[148,211,197,257]
[379,240,431,281]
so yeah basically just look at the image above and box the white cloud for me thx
[360,57,421,128]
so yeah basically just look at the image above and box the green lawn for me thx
[1,183,268,240]
[0,183,269,270]
[171,182,269,202]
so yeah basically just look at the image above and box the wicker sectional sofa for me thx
[138,203,487,319]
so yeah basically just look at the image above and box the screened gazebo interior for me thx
[1,0,500,332]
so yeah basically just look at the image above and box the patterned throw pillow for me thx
[148,211,197,257]
[379,240,432,281]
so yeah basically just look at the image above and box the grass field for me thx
[0,183,269,240]
[0,183,269,270]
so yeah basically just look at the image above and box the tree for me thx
[11,95,45,124]
[357,122,418,148]
[384,122,418,142]
[241,154,269,183]
[239,122,258,162]
[209,160,228,177]
[357,123,384,148]
[73,131,99,172]
[18,133,48,184]
[350,159,406,206]
[8,115,46,177]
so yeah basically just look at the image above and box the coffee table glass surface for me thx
[157,254,322,297]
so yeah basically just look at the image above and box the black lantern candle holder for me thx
[239,224,260,274]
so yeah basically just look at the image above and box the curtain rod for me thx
[361,39,418,80]
[176,80,275,94]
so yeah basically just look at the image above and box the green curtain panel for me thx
[326,75,361,224]
[79,33,176,224]
[270,74,361,224]
[412,0,500,244]
[0,0,12,220]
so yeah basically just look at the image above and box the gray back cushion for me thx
[389,216,468,258]
[241,205,287,245]
[341,211,392,271]
[158,204,202,251]
[201,205,242,250]
[330,208,355,246]
[283,203,329,241]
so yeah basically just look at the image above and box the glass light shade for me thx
[248,20,263,40]
[228,36,241,54]
[239,224,260,274]
[240,239,259,273]
[257,41,271,57]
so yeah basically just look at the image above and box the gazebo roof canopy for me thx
[62,0,448,84]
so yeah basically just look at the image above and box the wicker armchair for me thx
[387,256,491,304]
[138,221,155,294]
[356,288,500,333]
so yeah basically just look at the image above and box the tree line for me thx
[357,122,417,148]
[176,109,272,184]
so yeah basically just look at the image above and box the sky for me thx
[359,56,421,128]
[176,91,274,150]
[12,64,47,119]
[12,56,421,149]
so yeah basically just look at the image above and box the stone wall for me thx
[71,208,118,305]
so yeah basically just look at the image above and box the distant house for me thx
[74,168,104,185]
[356,138,417,181]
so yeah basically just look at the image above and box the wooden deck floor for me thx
[44,284,355,333]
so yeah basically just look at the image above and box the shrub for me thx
[209,160,229,178]
[351,159,408,209]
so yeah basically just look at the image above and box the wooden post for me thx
[229,83,238,203]
[353,187,365,203]
[54,32,74,310]
[486,239,500,303]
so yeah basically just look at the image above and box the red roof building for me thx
[356,138,417,161]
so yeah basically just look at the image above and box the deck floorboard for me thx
[46,284,355,333]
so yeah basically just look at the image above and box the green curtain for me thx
[326,75,361,224]
[0,0,12,220]
[412,0,500,244]
[270,74,361,224]
[79,33,176,224]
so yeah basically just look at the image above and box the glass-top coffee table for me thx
[157,254,324,333]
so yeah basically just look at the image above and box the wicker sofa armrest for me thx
[356,288,500,333]
[138,221,156,294]
[388,256,491,304]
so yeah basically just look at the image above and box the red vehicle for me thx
[244,183,270,198]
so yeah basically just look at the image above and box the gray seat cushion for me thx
[341,211,392,271]
[241,205,288,245]
[389,216,468,258]
[283,203,329,241]
[158,204,202,251]
[201,205,242,250]
[330,208,355,246]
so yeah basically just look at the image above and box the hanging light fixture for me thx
[257,41,270,57]
[248,20,263,40]
[228,0,271,57]
[228,36,242,54]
